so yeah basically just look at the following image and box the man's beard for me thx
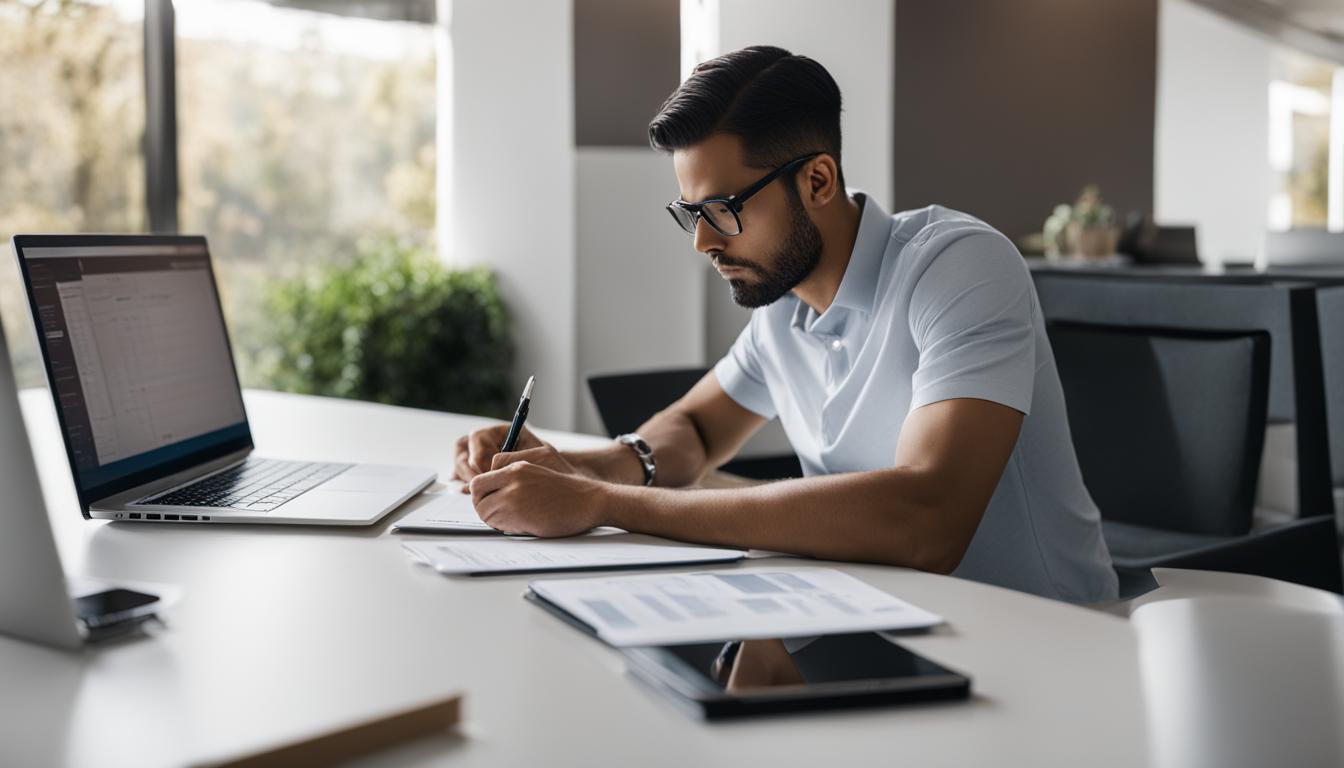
[720,193,823,309]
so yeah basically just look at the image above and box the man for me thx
[453,46,1117,603]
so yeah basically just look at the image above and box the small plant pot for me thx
[1067,222,1118,259]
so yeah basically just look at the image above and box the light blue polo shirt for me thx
[714,194,1118,603]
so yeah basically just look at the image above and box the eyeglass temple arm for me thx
[730,153,822,210]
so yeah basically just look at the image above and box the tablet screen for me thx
[648,632,958,693]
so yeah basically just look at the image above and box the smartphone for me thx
[75,588,160,630]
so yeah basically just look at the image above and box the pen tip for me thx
[523,376,535,398]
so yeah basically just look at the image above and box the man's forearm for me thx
[594,468,980,573]
[566,408,717,487]
[566,443,646,485]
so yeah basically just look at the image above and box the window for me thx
[175,0,438,386]
[0,0,146,387]
[1268,49,1343,231]
[0,0,441,390]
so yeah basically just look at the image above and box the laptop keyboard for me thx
[137,458,353,512]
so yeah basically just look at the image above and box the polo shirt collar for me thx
[791,192,892,334]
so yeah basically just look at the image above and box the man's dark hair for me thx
[648,46,843,184]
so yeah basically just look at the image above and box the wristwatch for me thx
[615,433,656,487]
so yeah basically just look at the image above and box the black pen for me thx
[499,376,535,453]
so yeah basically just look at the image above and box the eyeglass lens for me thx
[669,201,741,236]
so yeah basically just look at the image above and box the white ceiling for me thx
[1190,0,1344,63]
[263,0,436,24]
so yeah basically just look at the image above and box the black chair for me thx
[586,368,803,481]
[1117,216,1200,265]
[1264,230,1344,268]
[1317,285,1344,524]
[1035,275,1342,596]
[1039,265,1344,519]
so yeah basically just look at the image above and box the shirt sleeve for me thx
[712,315,779,419]
[907,232,1036,415]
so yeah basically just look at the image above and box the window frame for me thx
[139,0,439,235]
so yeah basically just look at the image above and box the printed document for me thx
[527,567,943,646]
[402,534,746,575]
[391,489,497,533]
[392,485,626,536]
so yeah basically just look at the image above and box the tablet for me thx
[622,632,970,719]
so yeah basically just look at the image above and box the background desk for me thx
[1,390,1149,767]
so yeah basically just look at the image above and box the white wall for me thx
[1155,0,1272,266]
[696,0,895,457]
[449,0,576,429]
[447,0,893,439]
[714,0,894,211]
[573,146,800,455]
[575,147,706,436]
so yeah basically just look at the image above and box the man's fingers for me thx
[473,492,524,536]
[469,461,528,502]
[491,446,550,471]
[467,427,508,473]
[473,488,504,522]
[466,438,489,474]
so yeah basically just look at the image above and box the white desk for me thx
[0,389,1326,767]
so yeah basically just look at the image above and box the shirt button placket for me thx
[823,336,848,390]
[821,336,837,389]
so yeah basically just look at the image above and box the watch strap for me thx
[615,433,656,487]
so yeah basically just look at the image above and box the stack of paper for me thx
[527,567,944,646]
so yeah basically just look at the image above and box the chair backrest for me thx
[1049,322,1270,536]
[1264,229,1344,268]
[1034,274,1335,520]
[1318,285,1344,491]
[586,368,805,480]
[586,367,709,438]
[1134,224,1199,265]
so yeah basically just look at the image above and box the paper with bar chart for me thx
[527,567,943,646]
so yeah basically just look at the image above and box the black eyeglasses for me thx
[666,152,821,237]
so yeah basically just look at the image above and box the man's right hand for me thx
[452,424,581,485]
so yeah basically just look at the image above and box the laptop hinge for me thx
[94,448,254,509]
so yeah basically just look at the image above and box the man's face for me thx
[671,134,823,308]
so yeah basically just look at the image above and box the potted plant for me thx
[1043,185,1119,260]
[258,238,515,417]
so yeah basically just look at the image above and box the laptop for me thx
[11,234,437,526]
[0,315,162,649]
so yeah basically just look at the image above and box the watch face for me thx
[619,434,650,455]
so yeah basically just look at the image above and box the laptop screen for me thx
[13,236,252,512]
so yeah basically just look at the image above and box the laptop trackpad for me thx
[320,465,414,492]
